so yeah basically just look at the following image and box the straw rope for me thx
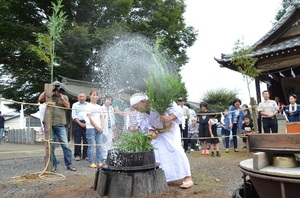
[1,97,277,181]
[0,97,290,116]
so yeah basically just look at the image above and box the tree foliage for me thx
[0,0,197,114]
[29,0,67,83]
[201,88,239,114]
[231,38,259,99]
[274,0,289,23]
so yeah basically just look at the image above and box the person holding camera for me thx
[38,81,76,171]
[71,92,88,161]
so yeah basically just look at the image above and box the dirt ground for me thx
[9,149,251,198]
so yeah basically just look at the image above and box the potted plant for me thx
[107,131,155,167]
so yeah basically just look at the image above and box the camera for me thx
[53,85,65,94]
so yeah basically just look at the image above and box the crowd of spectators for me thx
[38,83,300,170]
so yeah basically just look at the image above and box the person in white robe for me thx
[130,93,194,189]
[101,95,115,161]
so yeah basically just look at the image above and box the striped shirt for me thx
[123,108,142,131]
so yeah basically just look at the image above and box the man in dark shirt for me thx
[0,111,5,144]
[242,115,254,149]
[197,102,210,155]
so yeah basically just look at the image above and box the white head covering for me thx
[130,94,148,106]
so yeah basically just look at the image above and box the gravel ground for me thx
[0,156,99,198]
[0,145,252,198]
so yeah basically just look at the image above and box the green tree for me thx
[201,88,239,114]
[231,38,259,99]
[0,0,49,114]
[274,0,289,23]
[0,0,197,113]
[127,0,198,70]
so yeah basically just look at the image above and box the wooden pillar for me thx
[255,77,261,104]
[250,97,259,133]
[44,84,53,172]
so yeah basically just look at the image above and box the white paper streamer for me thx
[291,68,296,78]
[265,81,272,87]
[279,72,285,77]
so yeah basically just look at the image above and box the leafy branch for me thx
[28,0,67,83]
[231,38,259,98]
[145,37,186,116]
[115,131,154,152]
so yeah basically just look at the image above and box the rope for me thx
[0,96,270,182]
[1,97,286,115]
[37,139,66,181]
[10,139,66,181]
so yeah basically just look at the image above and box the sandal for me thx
[67,166,77,171]
[180,181,194,189]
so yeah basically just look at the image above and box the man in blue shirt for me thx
[72,93,88,161]
[0,111,5,144]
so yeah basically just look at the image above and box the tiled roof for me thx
[215,37,300,62]
[3,111,39,120]
[253,37,300,56]
[59,75,100,99]
[252,3,299,49]
[3,111,19,117]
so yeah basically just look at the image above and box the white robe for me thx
[139,102,191,182]
[101,105,115,159]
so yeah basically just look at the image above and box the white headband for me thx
[130,95,148,106]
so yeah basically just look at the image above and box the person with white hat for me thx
[130,93,194,189]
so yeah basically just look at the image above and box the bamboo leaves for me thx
[116,131,154,152]
[145,38,185,115]
[28,0,67,83]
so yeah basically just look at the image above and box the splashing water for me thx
[92,33,175,95]
[91,33,178,165]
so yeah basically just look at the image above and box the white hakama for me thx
[139,102,191,182]
[102,105,115,159]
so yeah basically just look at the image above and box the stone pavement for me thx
[0,142,64,160]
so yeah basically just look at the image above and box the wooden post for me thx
[250,97,259,133]
[255,77,261,104]
[246,136,250,154]
[253,152,272,170]
[44,83,53,172]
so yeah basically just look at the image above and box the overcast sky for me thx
[181,0,283,104]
